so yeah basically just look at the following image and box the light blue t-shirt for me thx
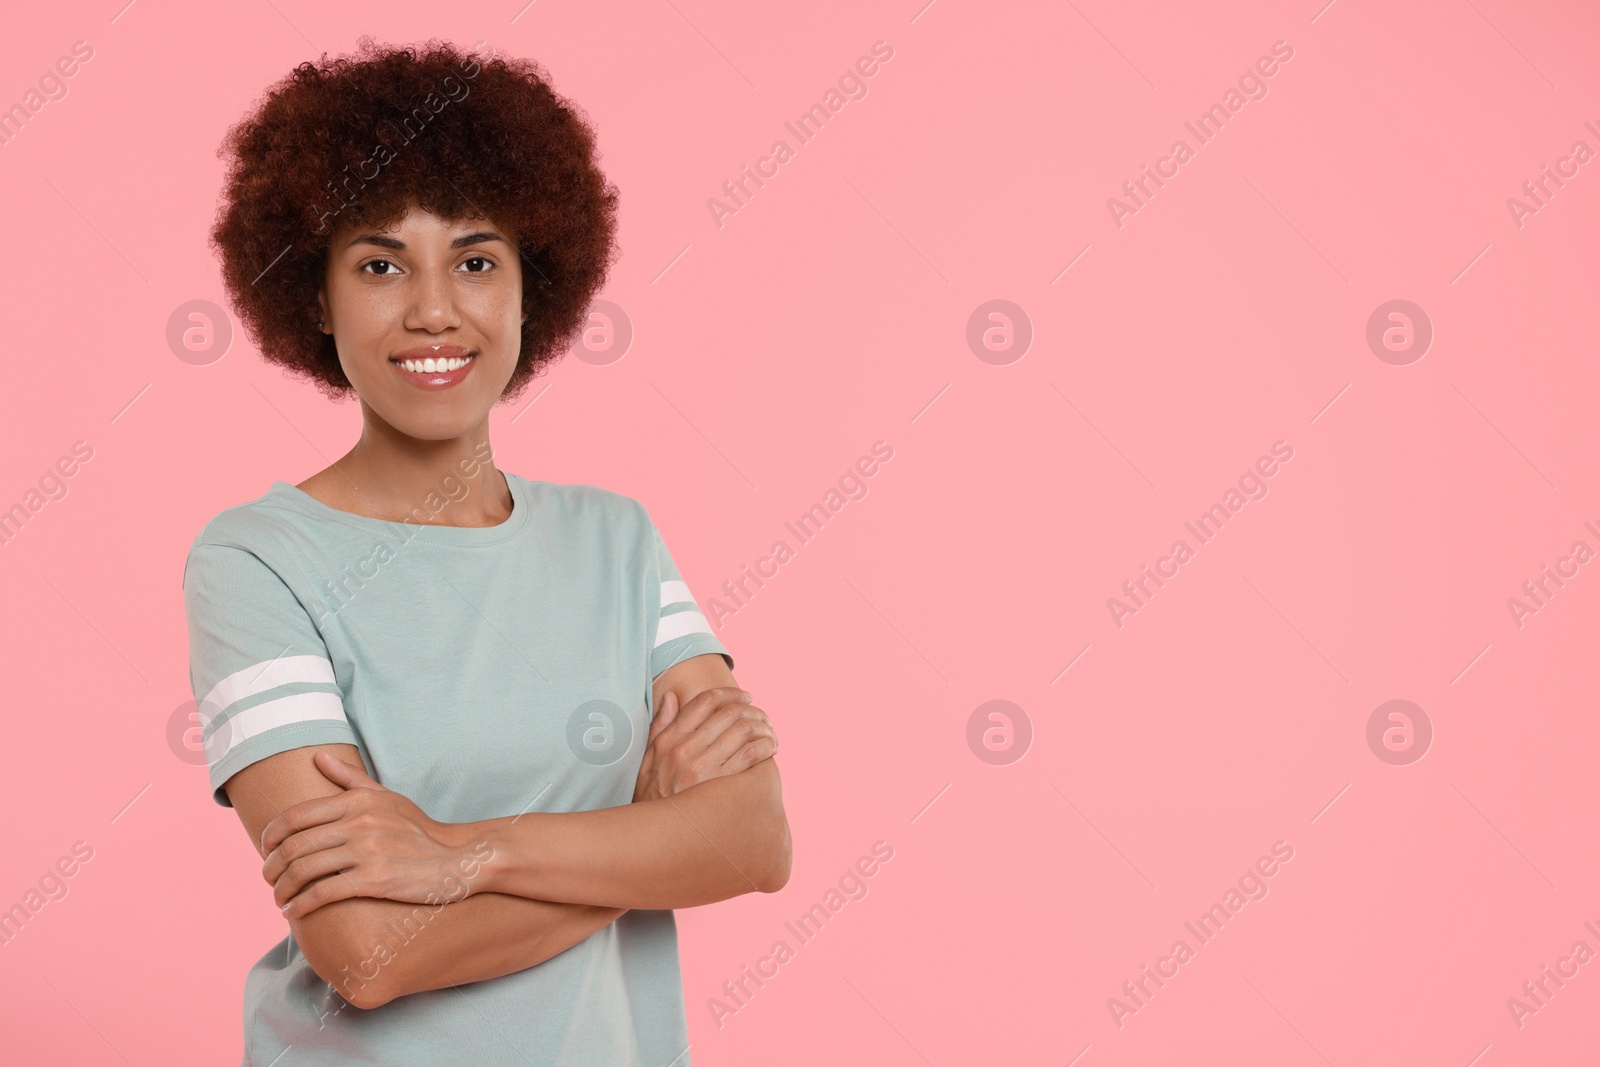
[182,469,733,1066]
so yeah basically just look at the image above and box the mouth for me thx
[389,347,478,390]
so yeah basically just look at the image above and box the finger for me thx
[725,735,779,774]
[699,716,778,772]
[665,710,774,789]
[647,688,680,744]
[274,846,359,908]
[315,749,381,790]
[261,824,346,885]
[259,797,347,858]
[670,728,776,792]
[658,697,756,763]
[672,686,752,732]
[664,687,753,736]
[694,701,772,749]
[282,868,362,920]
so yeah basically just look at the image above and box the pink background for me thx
[1,0,1596,1063]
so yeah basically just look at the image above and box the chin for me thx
[364,396,489,439]
[395,413,492,441]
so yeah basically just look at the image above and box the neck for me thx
[318,408,510,527]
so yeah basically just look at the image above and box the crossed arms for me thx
[222,653,790,1010]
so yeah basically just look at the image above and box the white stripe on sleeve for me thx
[198,655,337,729]
[204,690,349,764]
[660,580,694,609]
[655,609,713,647]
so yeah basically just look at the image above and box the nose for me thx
[404,263,463,333]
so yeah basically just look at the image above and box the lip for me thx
[390,346,478,391]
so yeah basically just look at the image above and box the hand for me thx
[633,686,778,803]
[259,750,489,919]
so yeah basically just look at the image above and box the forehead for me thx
[330,204,515,249]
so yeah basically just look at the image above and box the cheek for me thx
[330,287,400,342]
[479,291,527,351]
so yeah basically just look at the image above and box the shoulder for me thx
[181,486,311,584]
[516,476,654,536]
[189,484,306,548]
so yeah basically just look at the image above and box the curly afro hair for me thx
[209,36,620,403]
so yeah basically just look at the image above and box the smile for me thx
[394,354,474,373]
[389,351,478,390]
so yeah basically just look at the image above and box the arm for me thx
[225,742,626,1011]
[239,662,783,1007]
[477,762,787,908]
[473,653,792,909]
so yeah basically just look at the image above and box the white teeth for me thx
[396,354,474,373]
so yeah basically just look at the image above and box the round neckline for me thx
[268,470,531,546]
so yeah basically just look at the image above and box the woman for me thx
[185,36,791,1065]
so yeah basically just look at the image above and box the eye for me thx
[360,258,400,276]
[459,256,495,273]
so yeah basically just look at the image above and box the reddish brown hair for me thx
[209,36,620,402]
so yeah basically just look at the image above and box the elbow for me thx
[713,758,791,897]
[336,974,393,1012]
[302,948,389,1011]
[756,815,793,894]
[341,966,396,1011]
[352,984,397,1012]
[293,903,400,1011]
[302,941,394,1011]
[750,760,792,894]
[758,862,791,895]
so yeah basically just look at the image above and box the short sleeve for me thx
[182,542,358,807]
[650,522,734,680]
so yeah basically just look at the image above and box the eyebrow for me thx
[346,231,511,251]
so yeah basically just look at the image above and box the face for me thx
[317,202,525,442]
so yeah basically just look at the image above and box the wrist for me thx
[468,815,537,897]
[440,818,504,899]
